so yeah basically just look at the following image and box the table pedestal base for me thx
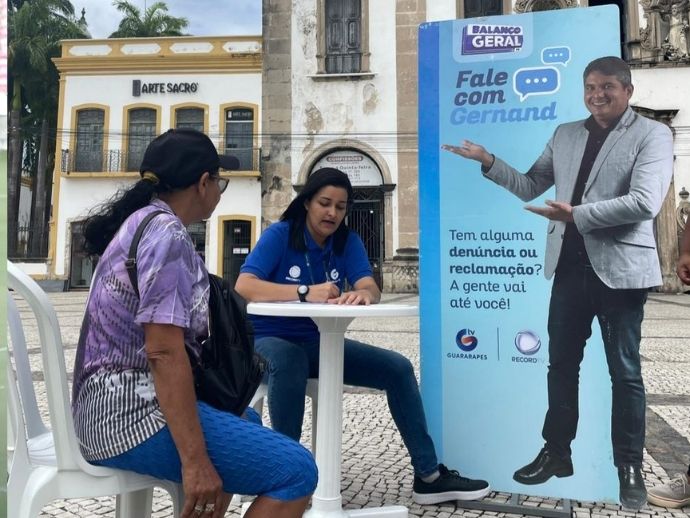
[344,505,408,517]
[304,504,408,518]
[244,303,417,518]
[242,501,408,518]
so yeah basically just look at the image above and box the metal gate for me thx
[348,188,384,288]
[222,220,252,288]
[68,221,97,290]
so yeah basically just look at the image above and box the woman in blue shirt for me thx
[236,168,490,505]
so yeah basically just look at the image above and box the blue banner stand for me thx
[456,495,572,517]
[418,6,622,509]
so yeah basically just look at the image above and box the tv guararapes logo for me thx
[456,328,478,352]
[448,328,487,360]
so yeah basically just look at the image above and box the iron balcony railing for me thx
[10,224,50,260]
[60,147,261,174]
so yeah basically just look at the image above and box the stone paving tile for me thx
[650,406,690,444]
[641,322,690,338]
[640,339,690,363]
[643,365,690,395]
[9,292,690,517]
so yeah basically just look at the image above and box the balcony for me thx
[59,147,261,174]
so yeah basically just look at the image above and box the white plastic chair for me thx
[6,261,183,518]
[6,294,56,477]
[250,379,380,454]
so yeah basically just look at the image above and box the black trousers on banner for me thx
[542,262,647,467]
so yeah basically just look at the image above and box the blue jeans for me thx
[254,336,439,477]
[543,263,647,467]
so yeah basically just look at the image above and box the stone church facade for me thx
[260,0,689,292]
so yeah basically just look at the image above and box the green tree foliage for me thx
[109,0,189,38]
[7,0,89,257]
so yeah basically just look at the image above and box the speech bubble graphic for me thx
[541,46,571,66]
[513,66,560,102]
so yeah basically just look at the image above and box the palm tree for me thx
[109,0,189,38]
[7,0,87,257]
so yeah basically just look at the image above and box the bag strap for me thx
[125,210,168,298]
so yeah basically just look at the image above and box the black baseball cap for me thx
[139,128,240,189]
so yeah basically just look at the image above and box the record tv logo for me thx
[512,330,543,364]
[514,330,541,355]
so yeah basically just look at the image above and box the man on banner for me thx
[442,56,673,510]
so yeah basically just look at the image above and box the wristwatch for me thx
[297,284,309,302]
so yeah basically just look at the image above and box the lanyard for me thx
[304,250,334,284]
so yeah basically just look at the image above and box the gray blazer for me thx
[483,107,673,289]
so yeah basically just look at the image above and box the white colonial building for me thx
[42,35,263,289]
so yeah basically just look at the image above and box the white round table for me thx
[247,302,418,518]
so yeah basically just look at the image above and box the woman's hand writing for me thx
[306,281,341,302]
[328,289,374,305]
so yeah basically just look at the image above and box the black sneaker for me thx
[412,464,491,505]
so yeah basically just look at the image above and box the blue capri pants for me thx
[94,402,318,501]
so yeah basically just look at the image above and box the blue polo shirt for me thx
[240,221,372,342]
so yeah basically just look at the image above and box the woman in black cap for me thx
[236,168,490,506]
[72,129,316,518]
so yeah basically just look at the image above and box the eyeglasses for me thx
[213,176,229,194]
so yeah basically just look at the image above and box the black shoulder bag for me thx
[126,211,266,416]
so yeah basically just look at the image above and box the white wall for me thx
[19,182,31,227]
[54,67,263,279]
[60,72,261,150]
[291,0,401,251]
[53,175,262,277]
[426,1,456,22]
[632,67,690,206]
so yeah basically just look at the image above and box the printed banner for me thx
[419,6,620,502]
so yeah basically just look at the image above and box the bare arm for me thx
[144,323,230,518]
[235,272,340,303]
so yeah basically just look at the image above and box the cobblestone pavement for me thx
[10,290,690,517]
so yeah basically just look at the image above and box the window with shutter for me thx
[127,108,157,171]
[463,0,503,17]
[75,109,104,172]
[175,108,204,132]
[325,0,362,73]
[224,108,254,171]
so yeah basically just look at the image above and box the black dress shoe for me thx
[513,447,574,485]
[618,465,647,510]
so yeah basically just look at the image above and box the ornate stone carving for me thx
[640,0,690,61]
[640,0,672,50]
[664,1,690,59]
[678,187,690,231]
[513,0,578,14]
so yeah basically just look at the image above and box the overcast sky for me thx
[75,0,261,39]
